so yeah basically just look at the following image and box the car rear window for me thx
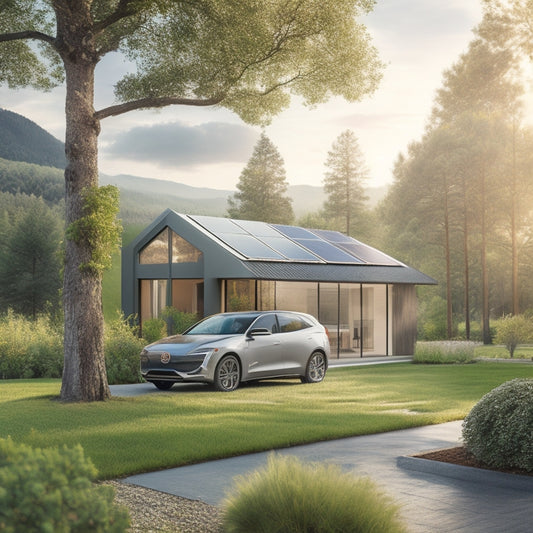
[277,313,312,333]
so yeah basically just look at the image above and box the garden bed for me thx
[415,446,532,477]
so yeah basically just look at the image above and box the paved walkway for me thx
[113,357,533,532]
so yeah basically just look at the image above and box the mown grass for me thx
[1,363,531,479]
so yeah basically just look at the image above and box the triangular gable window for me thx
[139,228,202,264]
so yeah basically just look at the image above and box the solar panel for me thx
[260,236,321,262]
[234,219,281,237]
[189,215,396,265]
[294,238,364,263]
[273,224,320,240]
[191,215,247,234]
[217,233,286,260]
[312,229,401,265]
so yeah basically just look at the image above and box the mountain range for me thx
[0,108,387,224]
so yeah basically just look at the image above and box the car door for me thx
[242,314,283,379]
[275,312,314,374]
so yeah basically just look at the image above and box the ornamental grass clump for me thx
[462,378,533,472]
[0,437,130,532]
[414,341,477,364]
[222,454,407,533]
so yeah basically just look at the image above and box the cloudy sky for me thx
[1,1,487,191]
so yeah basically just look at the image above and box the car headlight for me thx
[190,347,219,368]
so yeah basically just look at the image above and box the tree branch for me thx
[93,0,140,34]
[0,30,56,47]
[94,95,225,120]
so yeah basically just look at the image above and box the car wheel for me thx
[214,355,240,392]
[301,351,326,383]
[153,381,174,390]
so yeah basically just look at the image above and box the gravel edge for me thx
[103,480,224,533]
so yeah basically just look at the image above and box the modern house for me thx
[122,210,436,358]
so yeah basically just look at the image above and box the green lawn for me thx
[1,363,531,479]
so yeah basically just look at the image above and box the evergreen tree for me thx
[228,133,294,224]
[323,130,369,236]
[0,199,62,318]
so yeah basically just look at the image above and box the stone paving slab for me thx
[123,421,533,532]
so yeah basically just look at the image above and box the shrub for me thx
[141,317,167,344]
[0,437,130,532]
[417,296,447,340]
[493,314,533,358]
[413,341,477,364]
[105,314,144,384]
[0,311,63,379]
[462,378,533,472]
[160,307,199,334]
[222,454,407,533]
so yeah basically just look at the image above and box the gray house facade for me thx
[122,210,436,358]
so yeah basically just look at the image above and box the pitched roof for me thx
[179,212,437,285]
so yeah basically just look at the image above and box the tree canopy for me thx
[323,129,369,236]
[228,133,294,224]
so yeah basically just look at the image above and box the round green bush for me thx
[0,437,130,532]
[462,378,533,472]
[222,454,407,533]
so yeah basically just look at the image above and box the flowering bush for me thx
[413,341,478,364]
[462,379,533,472]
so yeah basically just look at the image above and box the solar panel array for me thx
[188,215,401,266]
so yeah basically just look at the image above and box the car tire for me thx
[153,381,174,390]
[301,351,326,383]
[214,355,240,392]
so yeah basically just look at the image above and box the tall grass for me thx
[0,310,63,379]
[414,341,478,364]
[223,454,407,533]
[0,310,143,383]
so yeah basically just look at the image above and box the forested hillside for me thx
[0,109,66,168]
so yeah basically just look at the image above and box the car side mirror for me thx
[247,328,272,338]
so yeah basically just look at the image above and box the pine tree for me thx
[228,133,294,224]
[323,130,369,235]
[0,200,62,319]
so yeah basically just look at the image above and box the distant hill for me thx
[0,109,388,223]
[0,108,66,169]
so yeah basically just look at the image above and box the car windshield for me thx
[185,314,259,335]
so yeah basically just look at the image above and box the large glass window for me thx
[226,280,256,311]
[140,279,168,323]
[172,233,202,263]
[139,228,169,264]
[319,283,339,354]
[257,280,276,310]
[276,282,318,316]
[362,285,388,355]
[171,279,204,316]
[340,284,361,354]
[139,227,202,264]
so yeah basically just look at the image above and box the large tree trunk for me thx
[58,5,110,401]
[443,178,453,339]
[511,122,519,315]
[480,167,491,345]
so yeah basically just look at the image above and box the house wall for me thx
[392,284,417,355]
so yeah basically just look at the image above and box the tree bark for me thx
[480,166,491,345]
[58,3,110,401]
[443,177,453,339]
